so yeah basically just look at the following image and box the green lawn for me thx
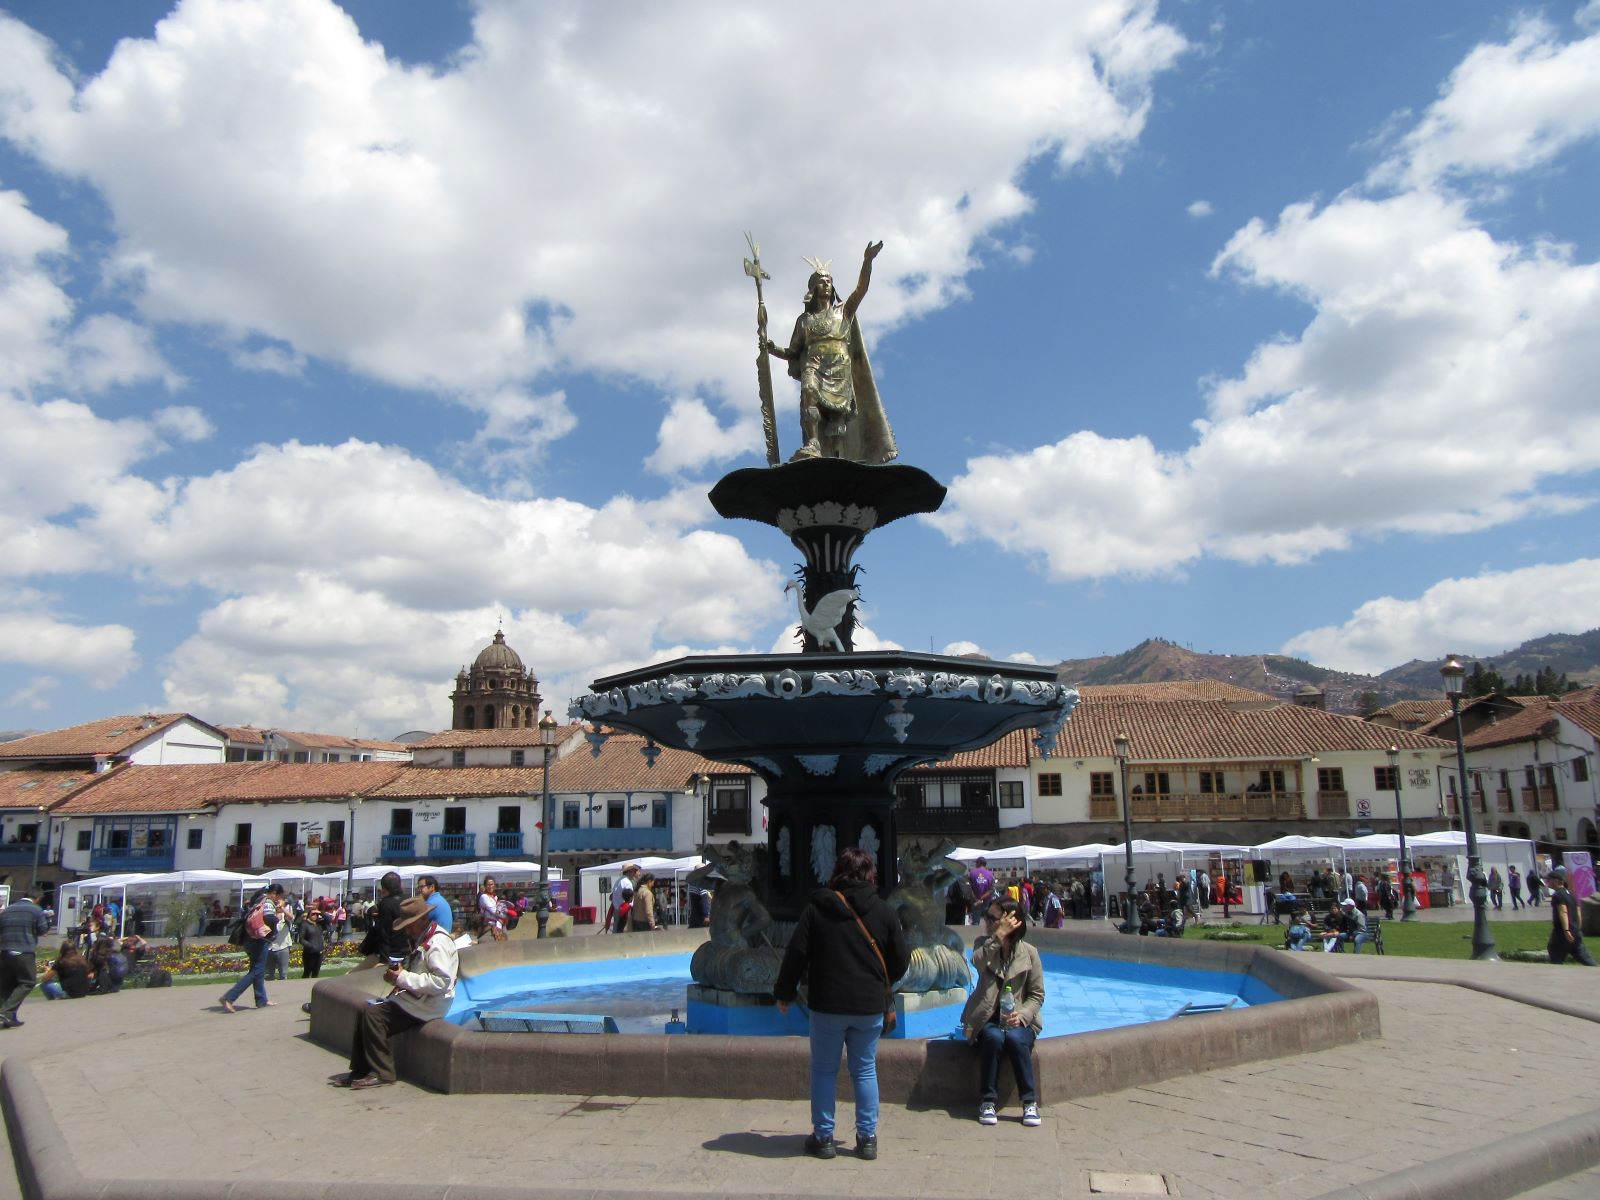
[1201,919,1552,960]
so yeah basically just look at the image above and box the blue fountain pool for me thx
[449,950,1283,1039]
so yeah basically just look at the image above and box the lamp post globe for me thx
[1441,655,1498,960]
[536,709,558,939]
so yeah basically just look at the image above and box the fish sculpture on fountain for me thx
[887,839,976,992]
[687,841,783,994]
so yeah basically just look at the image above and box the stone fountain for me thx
[569,237,1080,1034]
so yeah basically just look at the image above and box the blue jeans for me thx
[222,938,269,1007]
[807,1009,883,1140]
[977,1021,1038,1105]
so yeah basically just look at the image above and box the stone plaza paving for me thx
[1,929,1597,1199]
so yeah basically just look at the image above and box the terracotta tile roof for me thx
[409,726,586,750]
[0,714,215,761]
[373,766,554,799]
[549,735,750,793]
[218,726,411,753]
[909,730,1035,772]
[1553,688,1600,742]
[1461,701,1560,751]
[1075,681,1277,703]
[0,769,100,811]
[1049,698,1452,762]
[51,762,408,815]
[1369,699,1452,724]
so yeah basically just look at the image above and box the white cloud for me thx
[935,22,1600,582]
[645,397,758,477]
[151,405,214,443]
[0,611,137,684]
[1186,199,1213,218]
[4,675,57,711]
[0,0,1185,472]
[66,314,181,393]
[1374,19,1600,189]
[1282,559,1600,675]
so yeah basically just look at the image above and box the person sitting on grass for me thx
[331,896,459,1091]
[41,942,92,1000]
[1285,910,1312,951]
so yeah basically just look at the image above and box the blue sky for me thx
[2,0,1598,737]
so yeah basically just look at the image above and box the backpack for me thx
[107,952,128,983]
[227,916,248,947]
[245,901,271,940]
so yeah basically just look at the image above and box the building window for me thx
[187,828,203,850]
[443,807,466,835]
[1088,772,1116,797]
[76,830,91,852]
[652,798,669,827]
[1142,772,1170,796]
[451,749,466,767]
[463,707,475,729]
[328,820,345,845]
[998,781,1024,809]
[483,705,495,726]
[562,801,580,829]
[1317,767,1345,792]
[391,809,413,834]
[1198,771,1221,794]
[895,781,925,806]
[607,798,625,829]
[1539,764,1556,788]
[1036,773,1062,797]
[497,806,521,832]
[510,749,525,767]
[1576,757,1592,783]
[1374,765,1398,791]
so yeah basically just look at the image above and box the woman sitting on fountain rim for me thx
[962,897,1046,1128]
[774,846,911,1163]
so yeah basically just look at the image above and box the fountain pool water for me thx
[446,950,1284,1039]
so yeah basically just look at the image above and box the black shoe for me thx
[804,1133,836,1160]
[7,1017,21,1027]
[856,1134,878,1160]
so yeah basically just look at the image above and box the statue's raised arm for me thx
[762,240,897,465]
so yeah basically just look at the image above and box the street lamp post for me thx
[345,794,360,924]
[535,710,558,939]
[1386,746,1418,921]
[1115,731,1139,934]
[27,804,46,895]
[1441,655,1498,960]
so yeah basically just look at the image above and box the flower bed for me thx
[156,939,368,977]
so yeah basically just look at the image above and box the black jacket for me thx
[773,884,912,1016]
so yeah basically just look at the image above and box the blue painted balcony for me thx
[546,827,672,854]
[0,842,44,865]
[380,833,417,860]
[90,846,176,872]
[427,832,477,859]
[488,831,524,855]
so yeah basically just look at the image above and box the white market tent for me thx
[948,845,1066,871]
[1406,831,1537,900]
[58,869,270,937]
[577,855,700,917]
[1031,842,1119,868]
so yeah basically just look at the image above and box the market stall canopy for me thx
[1255,835,1348,853]
[577,856,687,877]
[1031,842,1119,866]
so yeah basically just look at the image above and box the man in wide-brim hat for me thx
[331,895,460,1091]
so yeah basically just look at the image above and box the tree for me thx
[1358,691,1383,717]
[160,890,212,961]
[1465,662,1506,697]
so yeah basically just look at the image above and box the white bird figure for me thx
[785,580,857,651]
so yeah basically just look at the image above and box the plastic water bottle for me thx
[1000,985,1016,1017]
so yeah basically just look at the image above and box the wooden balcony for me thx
[317,841,345,866]
[224,844,252,870]
[263,842,306,868]
[1316,791,1349,818]
[895,805,1000,835]
[1519,787,1558,812]
[1100,793,1305,823]
[1495,789,1513,814]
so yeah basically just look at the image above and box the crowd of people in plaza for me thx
[603,864,712,933]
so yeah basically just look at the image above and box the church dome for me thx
[472,630,525,674]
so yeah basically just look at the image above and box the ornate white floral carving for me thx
[676,704,705,749]
[583,726,611,759]
[808,669,879,697]
[884,670,927,697]
[885,698,914,744]
[776,501,878,534]
[700,672,774,699]
[858,823,881,859]
[774,669,804,699]
[797,754,839,776]
[811,823,837,883]
[748,756,784,777]
[1007,679,1058,705]
[862,753,900,776]
[931,673,981,701]
[628,678,664,708]
[663,675,700,703]
[982,674,1009,704]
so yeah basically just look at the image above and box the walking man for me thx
[0,891,52,1028]
[1546,866,1595,966]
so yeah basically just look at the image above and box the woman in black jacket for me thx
[774,846,911,1163]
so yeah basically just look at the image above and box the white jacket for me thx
[389,927,458,1021]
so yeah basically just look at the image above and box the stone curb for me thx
[1309,1103,1600,1200]
[0,1052,890,1200]
[1332,971,1600,1027]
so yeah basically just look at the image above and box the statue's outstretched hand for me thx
[864,240,884,261]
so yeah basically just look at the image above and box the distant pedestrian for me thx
[967,858,996,924]
[1546,867,1595,966]
[299,910,327,978]
[629,874,661,931]
[1507,866,1523,911]
[1377,875,1396,920]
[608,865,639,934]
[220,884,282,1012]
[417,875,454,934]
[0,891,51,1028]
[264,893,294,980]
[1487,868,1504,911]
[1528,871,1545,907]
